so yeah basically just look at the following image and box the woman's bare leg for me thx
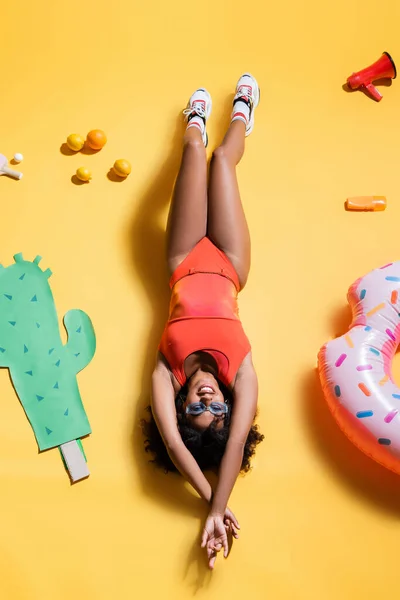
[166,126,208,274]
[207,120,251,288]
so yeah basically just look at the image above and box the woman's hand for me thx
[201,509,239,569]
[224,506,240,539]
[201,513,228,569]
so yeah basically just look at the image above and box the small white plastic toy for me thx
[13,153,24,163]
[0,154,23,180]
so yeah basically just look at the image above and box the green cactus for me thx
[0,253,95,452]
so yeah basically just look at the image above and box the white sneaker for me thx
[183,88,212,147]
[232,73,260,136]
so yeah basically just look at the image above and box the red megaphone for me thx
[347,52,396,101]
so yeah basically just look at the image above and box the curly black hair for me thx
[141,379,264,473]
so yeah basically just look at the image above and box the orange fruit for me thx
[113,159,132,178]
[86,129,107,150]
[66,133,85,152]
[76,167,92,182]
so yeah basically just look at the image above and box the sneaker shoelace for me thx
[183,100,206,120]
[235,85,253,107]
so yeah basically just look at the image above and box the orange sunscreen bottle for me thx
[345,196,386,211]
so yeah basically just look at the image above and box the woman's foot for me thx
[231,74,260,136]
[183,88,212,147]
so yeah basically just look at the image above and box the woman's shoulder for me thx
[230,351,255,387]
[239,351,254,368]
[155,351,181,394]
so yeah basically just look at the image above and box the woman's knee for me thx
[213,144,241,166]
[213,145,230,162]
[183,134,206,152]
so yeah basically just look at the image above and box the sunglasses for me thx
[185,402,228,416]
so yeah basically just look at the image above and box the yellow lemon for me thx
[76,167,92,182]
[113,159,132,178]
[66,133,85,152]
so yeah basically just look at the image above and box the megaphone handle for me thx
[364,83,383,102]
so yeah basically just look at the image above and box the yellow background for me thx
[2,0,400,598]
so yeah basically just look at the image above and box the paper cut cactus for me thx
[0,253,96,481]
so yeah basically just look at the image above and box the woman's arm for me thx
[151,356,213,503]
[210,353,258,516]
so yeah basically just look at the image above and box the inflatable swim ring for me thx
[318,261,400,475]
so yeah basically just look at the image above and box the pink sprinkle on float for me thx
[380,263,393,269]
[335,353,347,367]
[386,328,396,341]
[384,409,399,423]
[356,364,373,371]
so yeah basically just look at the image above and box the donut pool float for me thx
[318,261,400,474]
